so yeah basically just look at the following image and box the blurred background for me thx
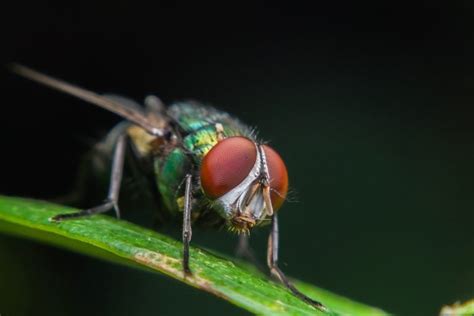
[1,1,474,315]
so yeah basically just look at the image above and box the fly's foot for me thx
[183,262,193,278]
[304,296,328,312]
[182,248,192,277]
[49,212,82,222]
[184,268,193,277]
[49,214,64,222]
[270,267,328,312]
[49,199,117,222]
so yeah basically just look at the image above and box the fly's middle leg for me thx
[50,133,127,222]
[267,214,327,312]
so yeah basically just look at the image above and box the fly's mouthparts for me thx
[262,185,274,217]
[243,182,261,208]
[230,214,256,234]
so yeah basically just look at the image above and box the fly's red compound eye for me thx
[262,145,289,211]
[201,136,257,199]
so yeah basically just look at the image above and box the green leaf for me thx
[440,299,474,316]
[0,196,388,315]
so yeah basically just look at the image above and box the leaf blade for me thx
[0,196,388,315]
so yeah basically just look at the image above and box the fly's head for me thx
[200,136,288,234]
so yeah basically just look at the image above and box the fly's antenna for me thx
[8,63,164,136]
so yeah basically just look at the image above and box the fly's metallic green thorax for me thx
[149,102,254,223]
[168,101,254,157]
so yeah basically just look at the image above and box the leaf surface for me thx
[0,196,388,315]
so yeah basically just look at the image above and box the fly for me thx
[9,64,327,312]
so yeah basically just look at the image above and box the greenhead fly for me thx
[10,64,326,312]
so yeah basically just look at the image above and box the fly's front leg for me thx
[182,174,193,275]
[236,234,254,259]
[236,235,266,274]
[51,133,127,221]
[267,214,327,312]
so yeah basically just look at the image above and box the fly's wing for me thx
[9,64,164,137]
[105,94,169,130]
[103,94,145,113]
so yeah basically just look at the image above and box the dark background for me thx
[1,2,474,315]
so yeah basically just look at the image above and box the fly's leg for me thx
[51,133,127,221]
[267,214,327,312]
[236,234,255,260]
[235,235,267,274]
[182,174,193,275]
